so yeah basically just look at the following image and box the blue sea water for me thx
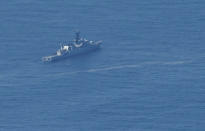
[0,0,205,130]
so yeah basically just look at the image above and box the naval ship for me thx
[42,31,102,62]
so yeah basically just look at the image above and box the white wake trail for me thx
[49,60,192,77]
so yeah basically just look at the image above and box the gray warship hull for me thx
[42,41,102,62]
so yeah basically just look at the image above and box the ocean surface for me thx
[0,0,205,130]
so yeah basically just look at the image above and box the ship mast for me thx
[75,31,80,44]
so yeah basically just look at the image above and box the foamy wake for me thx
[50,60,192,77]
